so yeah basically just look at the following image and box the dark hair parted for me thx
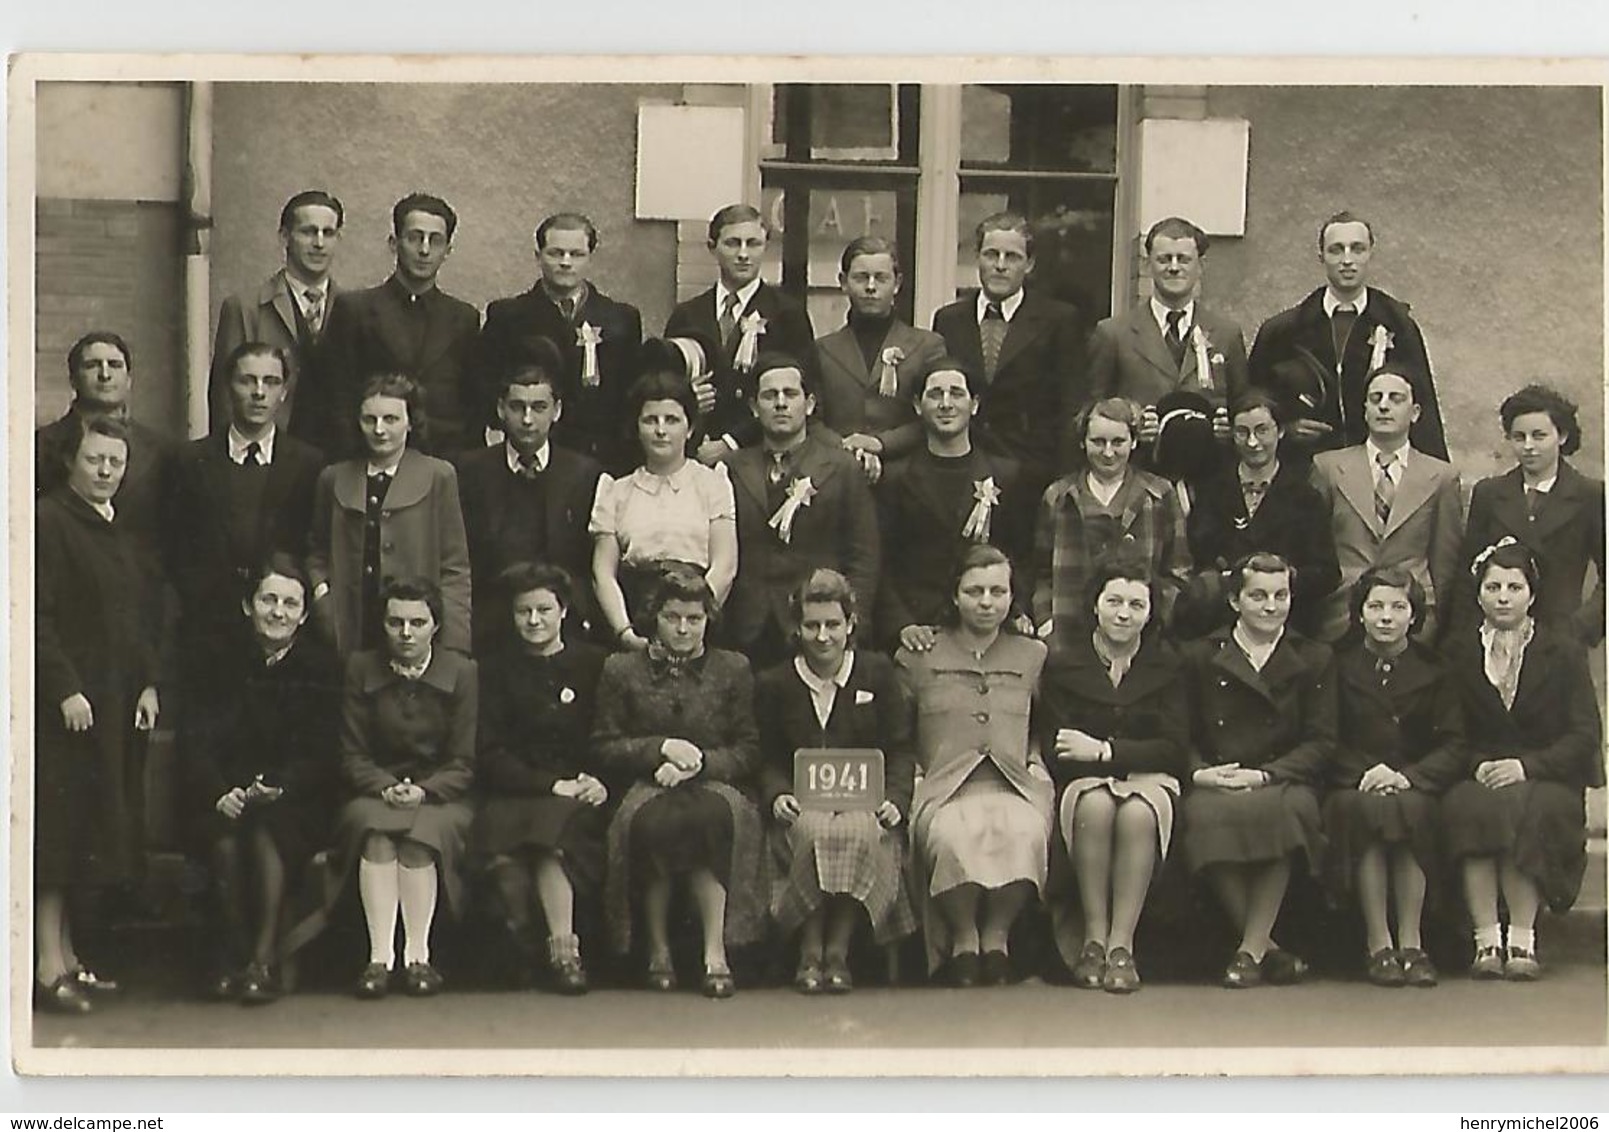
[839,235,901,276]
[224,340,291,386]
[68,330,132,376]
[1228,387,1287,428]
[916,356,983,400]
[248,552,312,607]
[974,211,1033,257]
[1471,540,1541,595]
[379,577,444,630]
[68,414,131,466]
[1363,363,1423,403]
[497,336,566,402]
[392,192,458,240]
[356,372,428,450]
[1069,397,1144,468]
[788,567,860,628]
[1227,551,1297,599]
[1085,556,1159,627]
[498,560,576,614]
[1349,565,1427,636]
[625,368,701,436]
[1318,210,1375,249]
[707,203,766,245]
[642,563,720,624]
[1144,216,1208,256]
[941,543,1019,628]
[278,190,345,232]
[744,350,816,401]
[535,212,599,252]
[1499,383,1582,457]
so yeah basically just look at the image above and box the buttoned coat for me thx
[1086,302,1249,410]
[1181,628,1338,786]
[306,448,472,656]
[1248,286,1447,461]
[724,428,881,650]
[1456,462,1605,644]
[475,284,644,473]
[931,290,1087,479]
[664,282,816,449]
[812,319,946,460]
[1310,444,1464,642]
[1329,640,1465,791]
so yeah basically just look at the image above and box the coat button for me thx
[383,542,395,551]
[364,565,374,575]
[974,711,990,724]
[1219,679,1228,688]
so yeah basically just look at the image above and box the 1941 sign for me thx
[793,748,885,812]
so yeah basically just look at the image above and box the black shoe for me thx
[980,950,1014,987]
[1071,941,1107,990]
[946,951,980,988]
[1261,947,1309,986]
[1367,948,1406,988]
[403,961,444,997]
[822,956,854,995]
[70,967,120,995]
[1399,948,1439,988]
[35,974,93,1015]
[701,964,736,999]
[645,959,678,993]
[354,962,391,1000]
[239,962,280,1006]
[1102,947,1142,994]
[1221,950,1262,989]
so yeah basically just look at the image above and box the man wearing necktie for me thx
[1248,211,1447,462]
[1310,367,1463,644]
[475,213,644,473]
[931,212,1087,504]
[209,190,347,457]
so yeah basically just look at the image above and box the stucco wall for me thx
[210,82,683,340]
[1194,85,1603,482]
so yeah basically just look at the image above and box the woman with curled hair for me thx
[1441,540,1603,981]
[1180,551,1337,989]
[473,562,609,994]
[307,373,472,656]
[1323,566,1465,988]
[590,359,738,651]
[1459,384,1604,645]
[1031,397,1192,652]
[756,568,916,994]
[592,565,762,998]
[1038,557,1188,994]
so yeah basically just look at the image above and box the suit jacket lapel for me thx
[264,271,299,344]
[1334,448,1384,537]
[818,326,870,385]
[995,300,1046,377]
[1529,464,1589,542]
[731,449,771,512]
[1382,453,1437,539]
[1209,636,1278,704]
[1128,308,1182,382]
[949,306,985,376]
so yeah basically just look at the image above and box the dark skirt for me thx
[35,719,141,890]
[473,794,606,894]
[1441,779,1589,912]
[631,787,735,879]
[197,797,332,878]
[1321,788,1441,904]
[1181,784,1324,874]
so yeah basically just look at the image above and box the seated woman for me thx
[1039,558,1188,994]
[756,569,916,995]
[190,555,341,1005]
[897,544,1052,987]
[592,565,764,998]
[474,562,609,994]
[591,361,738,650]
[1181,552,1337,989]
[307,373,472,656]
[1323,567,1465,989]
[1031,397,1192,650]
[1442,539,1603,981]
[312,579,478,999]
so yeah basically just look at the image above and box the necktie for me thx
[559,295,577,324]
[519,452,543,480]
[1331,304,1358,368]
[767,450,789,486]
[980,302,1007,379]
[1524,485,1541,519]
[1164,309,1187,370]
[1374,450,1397,525]
[1242,477,1269,517]
[304,289,324,337]
[243,441,263,467]
[719,293,742,348]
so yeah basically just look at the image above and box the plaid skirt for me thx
[768,811,916,945]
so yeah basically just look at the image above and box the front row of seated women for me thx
[122,534,1597,1015]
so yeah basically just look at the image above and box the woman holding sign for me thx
[593,565,764,998]
[897,544,1053,987]
[757,569,916,995]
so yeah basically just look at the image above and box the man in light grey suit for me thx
[1310,364,1464,643]
[1086,216,1249,450]
[209,189,345,455]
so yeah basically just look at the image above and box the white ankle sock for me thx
[1508,926,1536,954]
[358,859,400,968]
[1473,923,1502,951]
[398,862,439,966]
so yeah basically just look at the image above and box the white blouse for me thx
[589,460,736,568]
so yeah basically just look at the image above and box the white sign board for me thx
[636,103,747,222]
[1136,118,1250,238]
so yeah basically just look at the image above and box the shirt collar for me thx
[389,647,434,682]
[1238,459,1278,488]
[1528,473,1558,494]
[1231,623,1284,672]
[366,457,404,479]
[285,270,329,302]
[262,640,296,668]
[387,274,437,304]
[795,651,855,695]
[976,289,1024,323]
[542,279,590,314]
[630,459,701,495]
[1149,297,1195,337]
[716,278,763,315]
[1323,288,1369,318]
[506,440,551,476]
[1365,438,1410,473]
[228,425,276,465]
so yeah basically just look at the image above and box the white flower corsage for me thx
[734,311,768,373]
[767,475,816,544]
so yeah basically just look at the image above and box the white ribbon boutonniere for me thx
[559,686,576,705]
[734,311,768,374]
[961,476,1001,543]
[1189,326,1216,390]
[767,475,816,544]
[876,346,906,398]
[576,323,603,388]
[1368,325,1395,372]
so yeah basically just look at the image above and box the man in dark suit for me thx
[931,211,1087,499]
[812,235,946,481]
[1086,216,1249,459]
[325,192,481,459]
[209,190,347,457]
[876,358,1027,651]
[1248,211,1447,462]
[475,213,644,474]
[664,203,815,464]
[724,353,879,665]
[455,338,603,654]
